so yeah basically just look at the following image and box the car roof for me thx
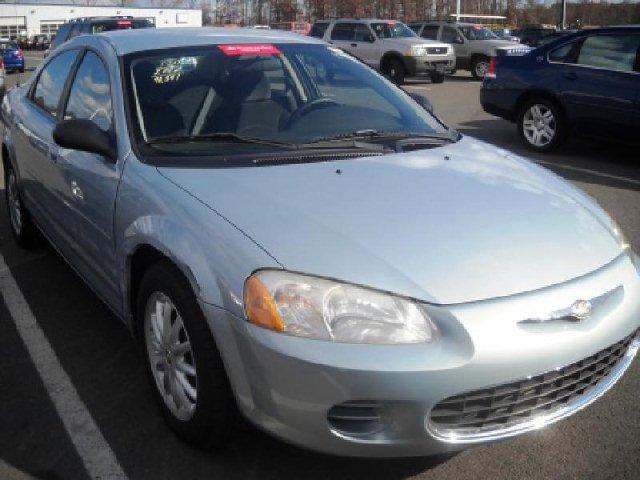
[89,27,324,55]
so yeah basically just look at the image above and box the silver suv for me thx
[409,22,527,79]
[310,19,455,84]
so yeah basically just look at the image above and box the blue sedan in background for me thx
[481,26,640,152]
[0,40,25,73]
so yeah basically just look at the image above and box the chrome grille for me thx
[429,330,639,436]
[427,47,448,55]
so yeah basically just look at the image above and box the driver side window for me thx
[63,51,113,132]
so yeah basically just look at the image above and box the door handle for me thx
[564,71,577,81]
[350,43,358,47]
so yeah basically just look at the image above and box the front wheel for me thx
[517,98,566,152]
[430,71,445,84]
[384,58,405,85]
[471,57,490,80]
[138,261,237,449]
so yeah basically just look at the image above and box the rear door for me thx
[12,49,80,238]
[557,32,640,143]
[328,22,357,55]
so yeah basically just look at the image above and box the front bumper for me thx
[404,54,456,76]
[202,253,640,457]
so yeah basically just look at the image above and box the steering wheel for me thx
[285,97,340,128]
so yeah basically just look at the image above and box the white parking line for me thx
[535,159,640,187]
[0,254,128,480]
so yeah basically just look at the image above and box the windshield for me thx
[371,21,417,39]
[460,25,499,40]
[0,42,18,50]
[126,43,449,159]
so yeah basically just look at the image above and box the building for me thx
[0,2,202,38]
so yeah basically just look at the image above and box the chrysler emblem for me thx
[570,299,592,320]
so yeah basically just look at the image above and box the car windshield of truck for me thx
[371,22,416,39]
[126,43,452,159]
[460,25,499,40]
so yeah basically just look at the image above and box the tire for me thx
[517,97,567,153]
[430,71,445,84]
[4,160,40,248]
[137,260,236,449]
[471,56,490,80]
[19,68,25,73]
[385,57,405,85]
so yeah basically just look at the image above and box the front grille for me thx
[429,330,639,435]
[427,47,448,55]
[327,401,385,437]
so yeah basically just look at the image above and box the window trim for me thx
[547,32,640,75]
[27,48,82,119]
[58,45,117,152]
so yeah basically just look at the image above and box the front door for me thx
[441,25,468,69]
[56,49,122,309]
[558,33,640,143]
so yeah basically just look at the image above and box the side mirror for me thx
[366,33,376,43]
[456,35,465,44]
[53,119,116,161]
[406,91,434,113]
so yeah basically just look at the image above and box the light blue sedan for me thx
[2,27,639,457]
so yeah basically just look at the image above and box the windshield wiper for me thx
[307,129,460,145]
[146,132,296,149]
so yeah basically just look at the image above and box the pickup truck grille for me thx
[429,329,639,436]
[427,47,448,55]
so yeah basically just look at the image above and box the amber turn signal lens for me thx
[244,275,285,332]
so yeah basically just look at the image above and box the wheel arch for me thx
[380,51,408,72]
[125,242,201,338]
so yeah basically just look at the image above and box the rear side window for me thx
[64,51,113,132]
[421,25,439,40]
[441,26,459,43]
[575,34,640,73]
[331,23,356,41]
[50,23,71,49]
[549,41,575,63]
[354,24,373,42]
[32,50,78,116]
[309,22,329,38]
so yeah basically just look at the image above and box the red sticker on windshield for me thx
[473,24,482,30]
[218,44,281,56]
[117,20,132,26]
[386,21,397,26]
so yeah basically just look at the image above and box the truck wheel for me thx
[517,98,567,152]
[385,58,405,85]
[471,57,490,80]
[430,72,445,84]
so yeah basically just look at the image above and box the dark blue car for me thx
[481,26,640,152]
[0,40,25,73]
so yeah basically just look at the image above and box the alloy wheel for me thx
[144,291,198,421]
[7,168,22,235]
[522,104,556,147]
[475,60,489,78]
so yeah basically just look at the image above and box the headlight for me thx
[244,270,438,344]
[405,45,428,57]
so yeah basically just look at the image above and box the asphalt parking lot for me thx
[1,52,639,480]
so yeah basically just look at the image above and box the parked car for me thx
[492,28,520,42]
[0,40,25,73]
[48,16,155,56]
[311,19,455,84]
[33,34,50,50]
[514,25,557,47]
[481,26,640,152]
[270,21,311,36]
[408,21,526,79]
[3,26,640,458]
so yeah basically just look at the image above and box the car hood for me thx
[475,39,525,51]
[158,136,623,305]
[382,37,449,49]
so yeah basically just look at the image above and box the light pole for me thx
[561,0,566,29]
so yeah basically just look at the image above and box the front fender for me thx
[115,158,280,328]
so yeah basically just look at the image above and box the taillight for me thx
[0,58,4,69]
[16,50,23,58]
[486,57,496,79]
